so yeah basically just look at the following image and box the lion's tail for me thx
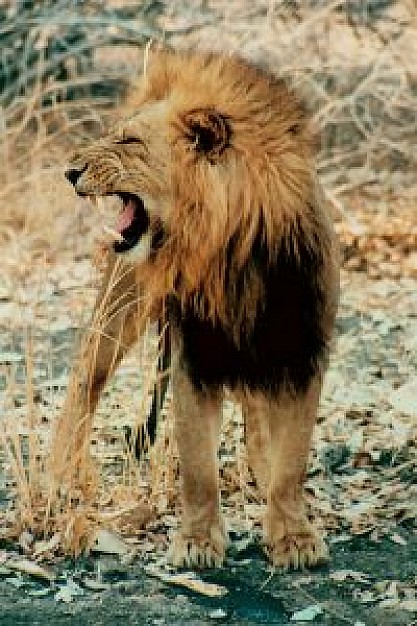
[130,317,171,460]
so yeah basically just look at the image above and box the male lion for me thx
[65,47,339,570]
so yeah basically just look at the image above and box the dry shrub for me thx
[0,335,46,535]
[167,0,417,220]
[0,277,176,554]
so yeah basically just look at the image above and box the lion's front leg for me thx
[169,362,226,568]
[264,376,328,570]
[81,251,141,413]
[50,252,140,483]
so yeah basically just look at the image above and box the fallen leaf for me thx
[209,608,228,619]
[55,587,74,603]
[91,529,129,555]
[82,577,111,591]
[18,531,34,552]
[329,570,370,583]
[6,558,54,582]
[33,533,62,557]
[55,579,84,603]
[400,599,417,612]
[292,576,314,587]
[28,588,52,597]
[329,534,352,544]
[389,533,407,546]
[378,598,399,609]
[389,381,417,417]
[290,604,323,621]
[358,591,376,604]
[145,566,228,598]
[5,576,25,588]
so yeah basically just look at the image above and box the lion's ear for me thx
[182,108,231,159]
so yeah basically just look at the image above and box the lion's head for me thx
[66,47,323,331]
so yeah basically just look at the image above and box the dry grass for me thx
[0,0,416,558]
[170,0,417,223]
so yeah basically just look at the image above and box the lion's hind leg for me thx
[169,364,226,568]
[241,392,271,497]
[263,377,328,570]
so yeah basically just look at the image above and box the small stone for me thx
[290,604,323,621]
[209,608,228,620]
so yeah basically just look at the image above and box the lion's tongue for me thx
[116,198,135,233]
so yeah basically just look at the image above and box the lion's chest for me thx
[168,238,327,395]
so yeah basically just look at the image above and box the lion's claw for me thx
[265,530,328,570]
[169,533,226,569]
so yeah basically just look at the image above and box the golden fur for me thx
[63,47,339,569]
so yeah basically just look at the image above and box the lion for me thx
[64,46,339,570]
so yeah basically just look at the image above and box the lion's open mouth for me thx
[112,193,150,254]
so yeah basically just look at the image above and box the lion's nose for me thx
[65,165,86,187]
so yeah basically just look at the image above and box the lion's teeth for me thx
[102,225,124,242]
[96,197,105,214]
[90,196,98,207]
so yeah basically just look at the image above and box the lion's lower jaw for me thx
[168,520,227,569]
[119,230,151,264]
[263,506,329,570]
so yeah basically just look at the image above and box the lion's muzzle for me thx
[65,162,154,257]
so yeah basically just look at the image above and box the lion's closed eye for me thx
[115,136,145,146]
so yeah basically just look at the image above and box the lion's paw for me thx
[265,529,328,570]
[168,532,226,569]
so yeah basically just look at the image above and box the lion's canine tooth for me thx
[102,225,124,243]
[90,196,98,207]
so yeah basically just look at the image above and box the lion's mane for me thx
[126,49,337,393]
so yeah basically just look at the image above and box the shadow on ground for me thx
[0,530,415,625]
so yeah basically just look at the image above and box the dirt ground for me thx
[0,530,416,625]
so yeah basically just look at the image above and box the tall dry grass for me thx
[0,0,416,556]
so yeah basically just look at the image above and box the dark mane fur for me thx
[169,219,328,395]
